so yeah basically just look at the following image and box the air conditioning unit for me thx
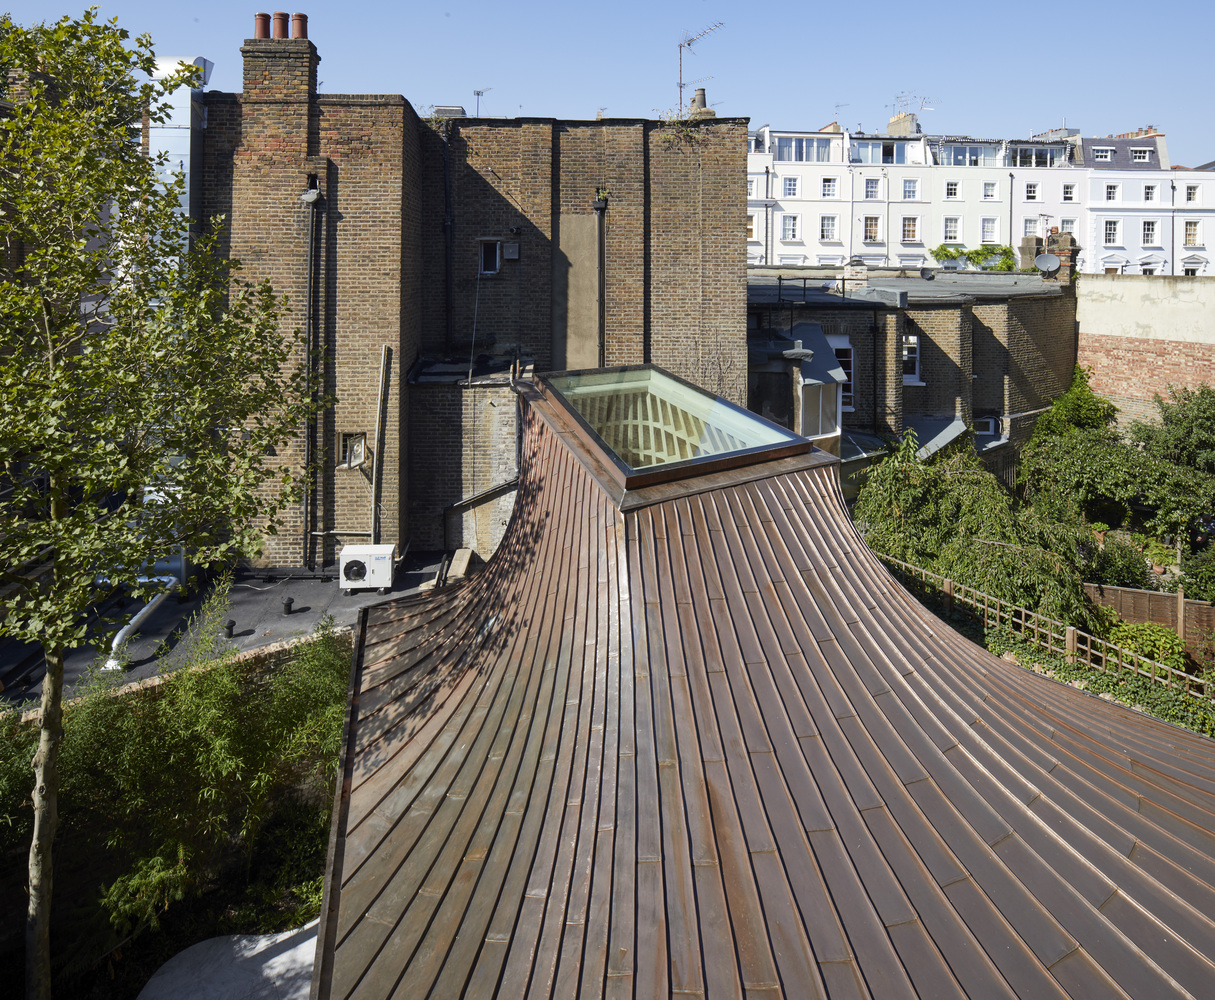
[339,543,397,595]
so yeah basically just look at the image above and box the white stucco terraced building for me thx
[747,118,1213,277]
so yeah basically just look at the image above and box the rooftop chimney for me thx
[272,11,288,38]
[291,12,308,39]
[689,87,716,120]
[254,12,270,38]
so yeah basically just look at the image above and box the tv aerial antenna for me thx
[890,92,937,118]
[678,22,723,114]
[473,87,492,116]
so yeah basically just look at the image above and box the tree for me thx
[854,434,1110,630]
[0,14,319,997]
[1131,383,1215,476]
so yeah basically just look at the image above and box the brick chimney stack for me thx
[242,10,319,102]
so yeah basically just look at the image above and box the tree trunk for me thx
[26,644,65,1000]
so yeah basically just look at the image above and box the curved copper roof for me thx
[314,384,1215,1000]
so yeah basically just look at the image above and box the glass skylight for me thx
[544,366,807,486]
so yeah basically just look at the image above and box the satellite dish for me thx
[1035,252,1061,274]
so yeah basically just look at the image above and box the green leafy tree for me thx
[1131,383,1215,476]
[1027,365,1118,442]
[854,434,1105,629]
[0,13,318,997]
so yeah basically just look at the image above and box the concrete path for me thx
[137,920,317,1000]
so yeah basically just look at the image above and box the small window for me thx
[902,333,921,383]
[1024,218,1039,238]
[943,217,960,242]
[1104,220,1119,245]
[1185,220,1201,246]
[863,216,880,241]
[902,217,918,242]
[1141,267,1156,275]
[1142,220,1157,244]
[1094,147,1113,161]
[1184,267,1199,276]
[983,181,997,200]
[945,181,959,199]
[822,177,837,198]
[1186,184,1199,203]
[781,214,800,240]
[747,178,755,197]
[783,176,798,198]
[1143,184,1156,202]
[1131,148,1150,162]
[800,383,840,440]
[479,240,501,275]
[832,341,854,410]
[864,178,880,200]
[819,215,837,241]
[903,179,917,200]
[981,217,997,243]
[746,214,756,240]
[1063,183,1075,202]
[1105,184,1118,201]
[1025,182,1038,201]
[1060,218,1076,234]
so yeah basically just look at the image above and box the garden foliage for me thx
[0,587,350,975]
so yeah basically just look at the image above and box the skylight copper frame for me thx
[536,364,812,490]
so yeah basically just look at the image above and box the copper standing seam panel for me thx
[316,392,1215,1000]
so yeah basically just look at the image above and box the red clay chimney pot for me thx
[291,13,308,39]
[272,12,288,38]
[254,12,270,38]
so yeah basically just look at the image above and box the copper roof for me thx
[314,383,1215,1000]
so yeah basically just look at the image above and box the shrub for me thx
[1181,543,1215,602]
[0,581,350,972]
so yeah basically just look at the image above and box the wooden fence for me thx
[1083,583,1215,658]
[881,556,1210,704]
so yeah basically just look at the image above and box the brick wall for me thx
[1076,274,1215,425]
[204,39,418,566]
[904,305,973,423]
[973,291,1076,445]
[407,383,518,553]
[204,33,748,563]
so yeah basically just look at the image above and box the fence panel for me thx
[880,555,1209,705]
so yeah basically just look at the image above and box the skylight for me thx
[543,365,809,488]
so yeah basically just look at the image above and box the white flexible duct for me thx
[102,576,179,671]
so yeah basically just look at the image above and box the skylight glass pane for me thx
[546,367,802,474]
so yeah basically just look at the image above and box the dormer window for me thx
[1094,147,1113,162]
[1132,148,1151,162]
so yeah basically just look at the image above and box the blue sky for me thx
[8,1,1214,167]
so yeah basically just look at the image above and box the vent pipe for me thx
[272,11,289,38]
[291,12,308,38]
[254,12,270,38]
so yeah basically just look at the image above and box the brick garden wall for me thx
[1076,274,1215,425]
